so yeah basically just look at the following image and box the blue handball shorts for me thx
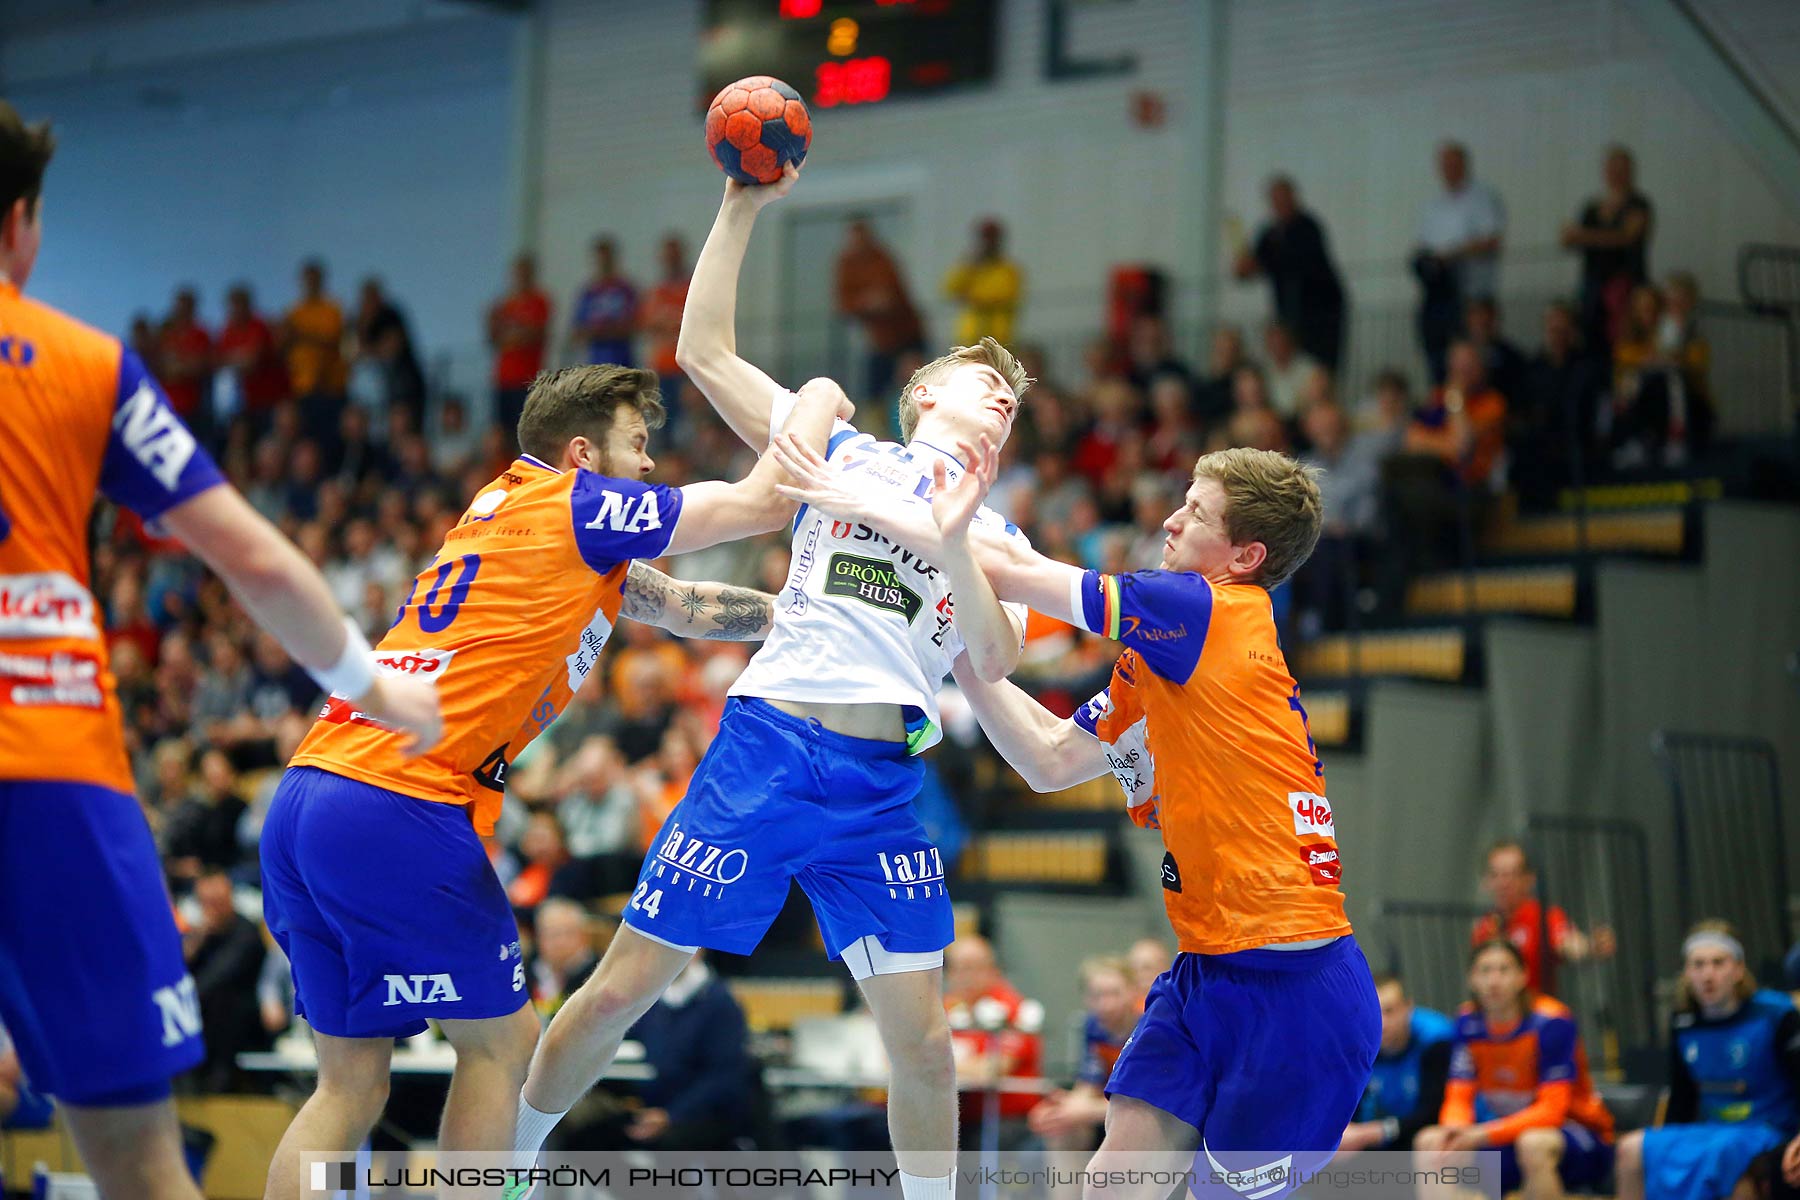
[0,779,204,1106]
[1105,936,1382,1200]
[1494,1123,1613,1193]
[260,766,528,1039]
[1642,1122,1784,1200]
[622,697,952,961]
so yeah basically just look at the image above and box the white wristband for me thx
[310,617,375,700]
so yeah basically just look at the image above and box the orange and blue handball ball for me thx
[705,75,811,185]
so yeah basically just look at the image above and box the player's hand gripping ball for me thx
[705,76,811,185]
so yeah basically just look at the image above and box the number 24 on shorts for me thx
[629,882,663,919]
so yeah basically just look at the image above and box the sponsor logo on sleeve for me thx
[823,553,923,622]
[585,488,664,534]
[1160,850,1182,893]
[114,380,197,490]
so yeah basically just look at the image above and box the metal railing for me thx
[1737,243,1800,432]
[1373,899,1489,1018]
[1528,814,1660,1078]
[1652,731,1794,979]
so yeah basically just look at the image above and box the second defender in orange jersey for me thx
[256,365,842,1199]
[774,437,1381,1199]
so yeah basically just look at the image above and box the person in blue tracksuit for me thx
[1616,921,1800,1200]
[1338,971,1456,1153]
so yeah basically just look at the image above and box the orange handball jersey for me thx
[0,280,225,792]
[1441,995,1614,1145]
[1072,570,1351,954]
[291,455,682,834]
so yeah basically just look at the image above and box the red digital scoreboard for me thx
[701,0,998,110]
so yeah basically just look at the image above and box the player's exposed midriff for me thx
[765,697,906,742]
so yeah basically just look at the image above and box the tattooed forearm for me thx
[622,561,670,626]
[707,587,774,641]
[630,565,775,641]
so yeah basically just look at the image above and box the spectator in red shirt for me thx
[1069,379,1142,487]
[105,570,161,669]
[157,287,213,424]
[216,284,288,423]
[944,935,1044,1144]
[1471,841,1614,996]
[1404,339,1508,489]
[507,810,571,917]
[487,252,552,442]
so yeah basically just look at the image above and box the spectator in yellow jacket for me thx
[944,217,1023,345]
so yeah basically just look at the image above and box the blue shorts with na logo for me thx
[260,766,528,1038]
[622,698,953,959]
[0,779,204,1104]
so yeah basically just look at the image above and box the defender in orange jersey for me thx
[256,364,841,1199]
[774,437,1381,1199]
[0,102,439,1200]
[1416,940,1614,1200]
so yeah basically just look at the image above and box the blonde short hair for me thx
[1191,448,1323,589]
[1079,955,1129,988]
[898,336,1032,442]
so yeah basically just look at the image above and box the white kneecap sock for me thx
[899,1170,956,1200]
[512,1094,567,1167]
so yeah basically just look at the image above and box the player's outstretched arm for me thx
[159,487,443,754]
[622,562,775,641]
[920,444,1021,681]
[676,167,802,449]
[662,375,843,556]
[949,654,1108,793]
[770,432,1085,623]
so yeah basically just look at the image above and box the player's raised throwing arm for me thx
[676,166,802,449]
[622,562,775,641]
[949,654,1109,792]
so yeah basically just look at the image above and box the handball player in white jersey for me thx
[514,168,1031,1196]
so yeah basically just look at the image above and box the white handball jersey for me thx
[729,389,1029,753]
